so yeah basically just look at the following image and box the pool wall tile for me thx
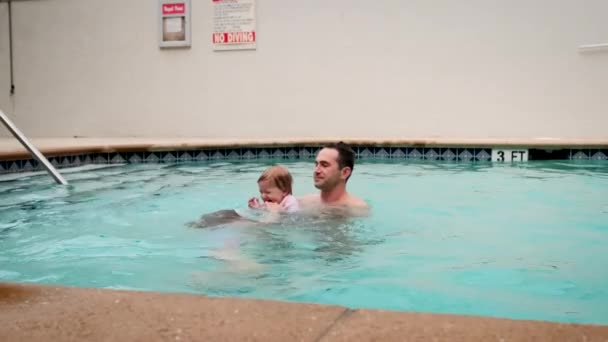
[8,160,21,172]
[358,147,373,159]
[209,149,224,160]
[55,156,66,167]
[162,151,178,163]
[143,152,158,163]
[242,148,256,159]
[22,159,36,171]
[390,147,406,159]
[225,148,241,160]
[591,149,607,160]
[2,144,608,174]
[285,147,298,159]
[375,147,390,159]
[405,148,421,159]
[475,149,491,161]
[81,154,92,165]
[194,150,208,161]
[271,148,285,159]
[72,155,82,166]
[570,149,588,160]
[256,148,270,159]
[130,152,144,163]
[423,148,439,160]
[299,147,313,159]
[62,156,73,167]
[108,153,124,164]
[441,148,457,161]
[458,149,474,162]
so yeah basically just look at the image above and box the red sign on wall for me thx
[162,3,185,15]
[212,32,256,44]
[159,0,190,48]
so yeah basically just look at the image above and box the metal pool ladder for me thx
[0,109,68,185]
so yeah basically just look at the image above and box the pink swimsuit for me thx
[279,195,299,213]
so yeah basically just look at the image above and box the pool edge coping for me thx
[1,137,608,159]
[1,282,607,341]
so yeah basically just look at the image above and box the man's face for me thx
[314,148,347,190]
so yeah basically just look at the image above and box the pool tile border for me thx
[1,146,607,174]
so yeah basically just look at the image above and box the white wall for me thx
[3,0,608,139]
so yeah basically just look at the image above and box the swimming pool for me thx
[0,159,607,324]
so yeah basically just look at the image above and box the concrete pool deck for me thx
[1,282,607,341]
[1,137,607,160]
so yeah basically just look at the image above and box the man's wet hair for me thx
[324,141,356,180]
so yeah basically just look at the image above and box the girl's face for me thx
[258,179,287,203]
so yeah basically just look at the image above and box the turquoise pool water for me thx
[0,160,607,324]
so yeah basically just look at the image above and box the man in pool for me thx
[188,142,368,228]
[298,141,369,216]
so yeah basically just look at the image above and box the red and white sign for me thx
[212,0,256,50]
[159,0,190,48]
[162,3,185,15]
[212,32,256,44]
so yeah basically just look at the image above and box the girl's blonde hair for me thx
[258,165,293,194]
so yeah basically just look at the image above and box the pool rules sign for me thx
[212,0,256,51]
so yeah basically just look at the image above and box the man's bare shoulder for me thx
[345,194,370,216]
[345,194,368,208]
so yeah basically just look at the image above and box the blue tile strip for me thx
[0,147,606,174]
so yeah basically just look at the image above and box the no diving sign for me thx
[212,0,256,51]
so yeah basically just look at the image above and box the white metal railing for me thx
[0,109,68,185]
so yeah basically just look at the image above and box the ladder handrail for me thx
[0,109,68,185]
